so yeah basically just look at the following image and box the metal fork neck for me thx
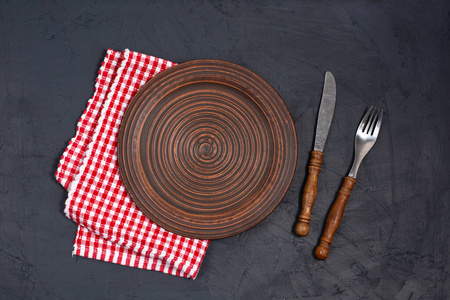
[348,158,362,178]
[347,168,358,179]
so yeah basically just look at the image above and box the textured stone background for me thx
[0,0,449,299]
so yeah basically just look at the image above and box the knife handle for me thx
[295,150,324,237]
[315,176,356,260]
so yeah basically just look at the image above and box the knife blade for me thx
[295,71,336,237]
[314,72,336,152]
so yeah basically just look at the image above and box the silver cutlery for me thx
[315,106,383,260]
[295,71,336,237]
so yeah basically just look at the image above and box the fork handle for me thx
[295,150,323,237]
[315,176,356,260]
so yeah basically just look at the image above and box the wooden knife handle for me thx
[315,176,356,260]
[295,150,324,237]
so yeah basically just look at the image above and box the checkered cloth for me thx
[56,49,209,279]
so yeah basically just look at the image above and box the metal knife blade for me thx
[313,71,336,152]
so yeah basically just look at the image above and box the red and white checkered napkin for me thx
[56,49,209,279]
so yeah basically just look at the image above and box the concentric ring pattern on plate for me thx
[118,60,297,239]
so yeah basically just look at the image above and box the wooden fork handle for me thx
[295,150,324,237]
[315,176,356,260]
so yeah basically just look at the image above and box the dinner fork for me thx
[315,106,383,260]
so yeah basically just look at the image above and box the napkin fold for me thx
[56,49,209,279]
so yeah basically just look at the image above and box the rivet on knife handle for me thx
[295,150,323,236]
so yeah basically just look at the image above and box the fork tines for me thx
[359,106,383,136]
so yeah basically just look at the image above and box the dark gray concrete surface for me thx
[1,0,449,299]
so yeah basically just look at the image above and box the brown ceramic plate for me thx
[118,60,297,239]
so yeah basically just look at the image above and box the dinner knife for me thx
[295,71,336,237]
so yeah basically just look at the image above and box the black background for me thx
[1,0,449,299]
